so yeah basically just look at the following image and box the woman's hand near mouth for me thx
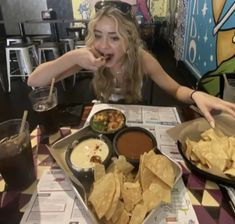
[89,48,113,62]
[71,47,106,71]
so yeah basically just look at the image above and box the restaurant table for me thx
[0,105,234,224]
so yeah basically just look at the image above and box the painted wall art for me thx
[183,0,235,78]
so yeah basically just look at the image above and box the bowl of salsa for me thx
[113,126,157,166]
[90,109,126,135]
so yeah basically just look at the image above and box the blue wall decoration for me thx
[183,0,235,78]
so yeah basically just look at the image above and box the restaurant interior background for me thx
[0,0,235,129]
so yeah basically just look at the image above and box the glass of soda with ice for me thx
[29,86,59,136]
[0,119,36,191]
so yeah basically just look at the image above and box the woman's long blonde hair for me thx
[86,6,144,103]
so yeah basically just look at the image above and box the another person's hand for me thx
[191,91,235,127]
[71,47,106,71]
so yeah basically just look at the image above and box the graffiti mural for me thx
[71,0,168,22]
[78,0,90,19]
[183,0,235,78]
[213,0,235,68]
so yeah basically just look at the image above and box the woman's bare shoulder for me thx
[139,48,156,61]
[139,48,159,73]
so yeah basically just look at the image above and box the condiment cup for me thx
[65,134,113,192]
[90,109,126,136]
[113,126,157,166]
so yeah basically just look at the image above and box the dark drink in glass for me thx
[29,86,59,136]
[0,119,36,191]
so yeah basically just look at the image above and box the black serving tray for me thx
[177,141,235,187]
[51,125,183,223]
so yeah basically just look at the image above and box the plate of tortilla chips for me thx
[178,128,235,187]
[88,150,182,223]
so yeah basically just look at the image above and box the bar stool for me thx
[66,40,86,88]
[37,42,68,90]
[73,40,94,87]
[66,27,86,41]
[6,36,22,46]
[57,37,77,89]
[74,40,86,49]
[37,42,61,64]
[28,35,52,45]
[60,37,76,52]
[27,35,53,62]
[6,37,22,68]
[5,43,38,92]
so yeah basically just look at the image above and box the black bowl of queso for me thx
[113,127,157,166]
[66,134,113,190]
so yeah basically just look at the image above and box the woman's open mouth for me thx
[101,53,113,62]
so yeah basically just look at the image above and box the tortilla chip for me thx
[143,181,170,212]
[140,166,156,191]
[124,172,135,183]
[224,167,235,177]
[115,209,130,224]
[114,155,134,174]
[191,141,211,165]
[129,204,147,224]
[201,128,225,141]
[185,138,199,162]
[88,173,116,219]
[105,171,121,220]
[94,163,106,181]
[122,181,142,212]
[145,154,175,188]
[211,140,228,160]
[228,137,235,160]
[204,153,228,171]
[111,200,124,223]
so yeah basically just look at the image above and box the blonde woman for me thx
[28,1,235,127]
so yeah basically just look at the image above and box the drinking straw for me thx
[19,110,28,134]
[48,78,55,102]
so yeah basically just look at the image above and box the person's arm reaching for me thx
[27,47,106,87]
[142,49,235,127]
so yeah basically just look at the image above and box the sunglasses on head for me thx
[95,1,132,14]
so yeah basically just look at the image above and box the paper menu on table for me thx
[86,103,181,125]
[20,169,92,224]
[142,106,180,125]
[86,103,182,161]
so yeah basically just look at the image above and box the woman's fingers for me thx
[87,47,106,68]
[88,47,103,59]
[74,47,106,70]
[224,101,235,114]
[200,101,235,128]
[91,57,106,69]
[193,91,235,128]
[220,104,235,117]
[209,99,235,117]
[200,108,215,128]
